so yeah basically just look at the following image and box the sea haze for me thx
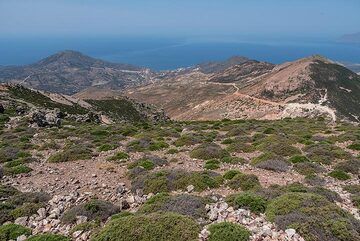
[0,37,359,70]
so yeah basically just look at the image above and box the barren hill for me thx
[125,56,360,122]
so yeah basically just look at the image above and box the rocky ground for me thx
[0,112,359,241]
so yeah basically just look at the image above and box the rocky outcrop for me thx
[30,109,62,127]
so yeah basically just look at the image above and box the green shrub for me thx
[166,148,179,154]
[223,170,241,180]
[0,185,20,199]
[289,155,310,164]
[329,170,351,180]
[265,192,360,241]
[221,156,246,164]
[227,142,255,153]
[0,224,31,241]
[91,212,200,241]
[128,156,167,171]
[3,164,32,175]
[233,192,267,214]
[227,173,261,191]
[208,222,250,241]
[10,203,42,219]
[221,138,234,145]
[48,145,92,163]
[70,220,100,235]
[107,152,129,162]
[131,170,223,194]
[127,138,169,152]
[190,143,229,160]
[61,199,120,224]
[97,144,116,152]
[348,142,360,151]
[335,159,360,175]
[174,134,202,147]
[343,185,360,194]
[139,193,208,219]
[205,159,220,170]
[294,162,325,175]
[27,234,71,241]
[304,143,351,164]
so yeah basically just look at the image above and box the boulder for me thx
[30,109,61,127]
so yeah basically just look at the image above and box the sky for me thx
[0,0,359,39]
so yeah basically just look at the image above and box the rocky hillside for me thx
[0,50,155,95]
[126,56,360,122]
[0,84,168,125]
[0,102,359,241]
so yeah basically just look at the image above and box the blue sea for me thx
[0,36,359,70]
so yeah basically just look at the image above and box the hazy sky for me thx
[0,0,359,39]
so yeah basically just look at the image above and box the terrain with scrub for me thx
[0,93,360,241]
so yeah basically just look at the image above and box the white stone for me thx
[186,185,195,193]
[285,228,297,238]
[15,217,28,226]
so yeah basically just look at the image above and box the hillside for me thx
[0,50,155,95]
[0,84,168,124]
[126,56,360,122]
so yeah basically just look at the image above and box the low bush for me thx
[294,162,325,175]
[232,192,267,214]
[3,164,32,175]
[227,142,255,153]
[8,192,50,206]
[0,185,20,199]
[139,193,208,219]
[10,202,43,219]
[204,159,220,170]
[97,144,116,152]
[348,142,360,151]
[107,152,129,162]
[223,170,241,180]
[91,212,200,241]
[328,170,351,180]
[221,156,246,164]
[27,234,71,241]
[174,134,202,147]
[128,156,167,171]
[335,159,360,175]
[304,143,351,164]
[265,192,360,241]
[227,173,261,191]
[61,199,120,224]
[255,159,290,172]
[48,145,92,163]
[207,222,250,241]
[190,143,229,160]
[304,174,325,186]
[131,170,223,194]
[126,138,169,152]
[0,224,31,241]
[289,155,310,164]
[343,185,360,194]
[70,220,101,235]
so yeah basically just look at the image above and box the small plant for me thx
[208,222,250,241]
[227,173,261,191]
[233,192,267,214]
[107,152,129,162]
[347,142,360,151]
[0,224,31,241]
[289,155,310,164]
[328,170,351,180]
[27,234,71,241]
[97,144,116,152]
[61,199,120,224]
[190,143,229,160]
[92,212,200,241]
[48,145,92,163]
[204,159,220,170]
[223,170,241,180]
